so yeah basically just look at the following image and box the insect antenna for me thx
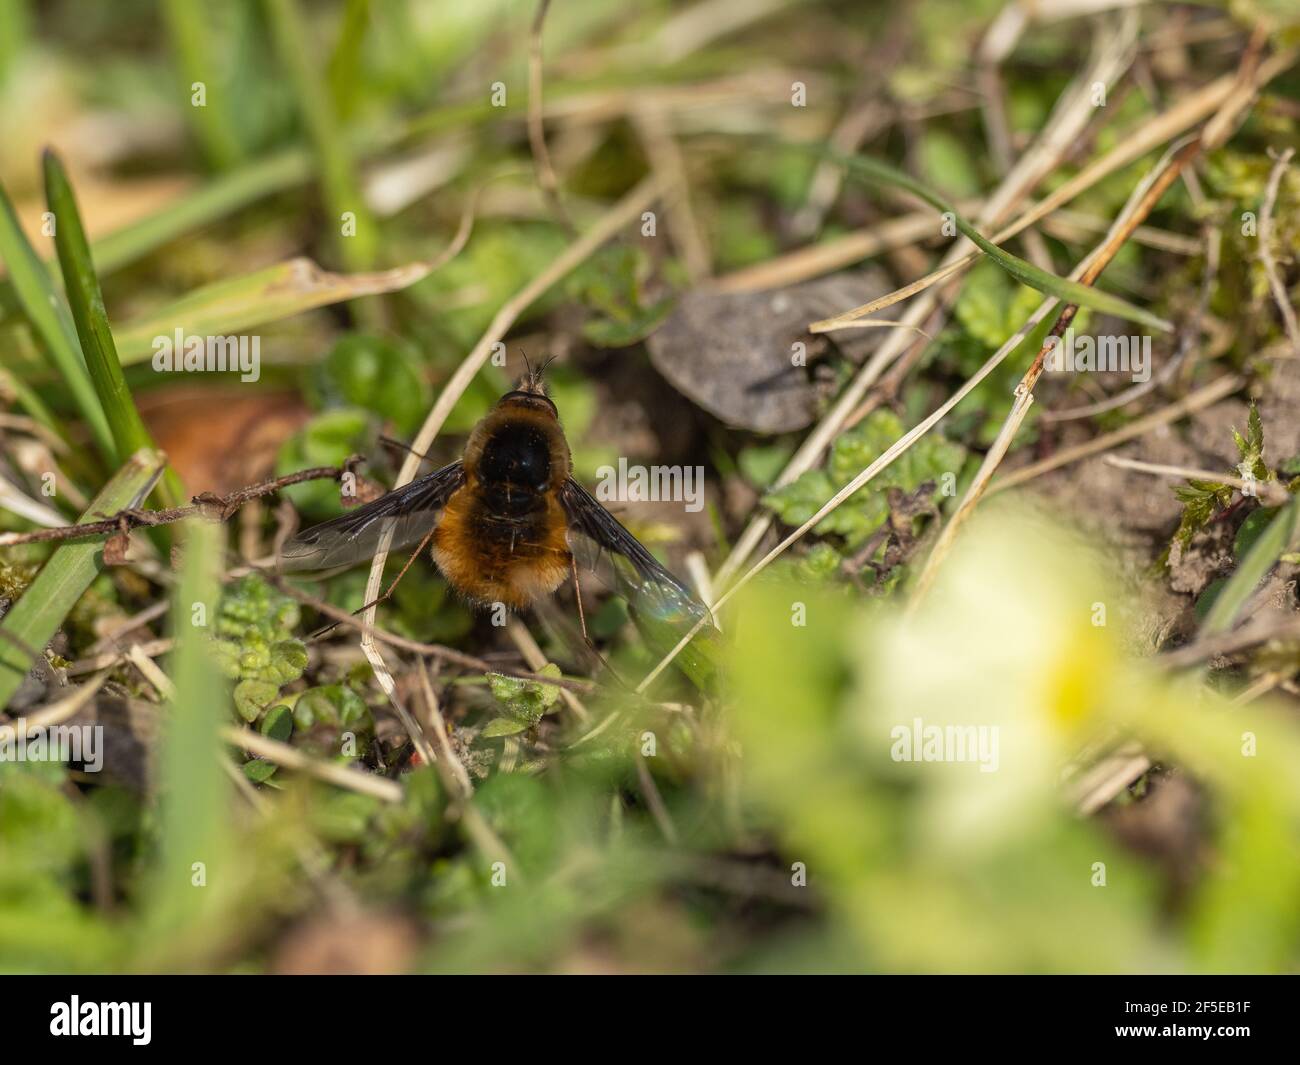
[379,435,434,465]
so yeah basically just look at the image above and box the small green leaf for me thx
[267,640,308,684]
[739,443,796,490]
[0,450,165,708]
[242,759,278,784]
[533,664,562,712]
[293,683,374,758]
[259,704,294,743]
[482,717,531,738]
[319,333,432,435]
[1201,497,1300,635]
[488,663,563,724]
[293,683,369,730]
[234,679,280,723]
[1231,403,1269,482]
[764,469,837,527]
[43,150,181,506]
[486,673,527,703]
[1234,507,1279,560]
[800,542,844,579]
[1171,479,1234,550]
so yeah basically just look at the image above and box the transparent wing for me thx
[279,461,464,572]
[558,478,721,689]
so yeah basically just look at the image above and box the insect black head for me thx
[518,350,557,391]
[500,351,559,415]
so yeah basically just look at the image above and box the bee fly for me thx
[280,362,719,685]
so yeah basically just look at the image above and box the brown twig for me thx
[1155,615,1300,671]
[1042,217,1221,422]
[1103,454,1291,506]
[264,575,599,695]
[710,19,1145,593]
[1258,146,1300,356]
[988,373,1245,495]
[911,31,1283,601]
[527,0,572,233]
[0,462,357,547]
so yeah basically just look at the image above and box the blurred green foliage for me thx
[569,245,676,348]
[292,683,374,758]
[212,575,308,724]
[482,665,563,737]
[1,0,1298,978]
[312,332,433,436]
[764,409,966,551]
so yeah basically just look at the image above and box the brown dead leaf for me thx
[272,910,421,975]
[139,386,311,496]
[102,531,131,566]
[645,272,889,433]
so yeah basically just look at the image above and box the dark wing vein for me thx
[278,461,465,572]
[558,477,708,619]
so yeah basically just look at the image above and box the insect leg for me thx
[569,553,630,690]
[374,523,439,605]
[306,524,438,640]
[571,551,592,646]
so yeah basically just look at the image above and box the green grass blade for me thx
[85,150,313,275]
[112,255,458,364]
[1200,496,1300,636]
[0,178,115,460]
[0,0,29,88]
[0,363,63,443]
[141,518,233,954]
[263,0,378,274]
[812,145,1174,334]
[160,0,245,169]
[0,448,165,709]
[0,149,310,318]
[43,149,182,505]
[327,0,372,120]
[0,72,667,294]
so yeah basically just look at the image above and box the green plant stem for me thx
[0,449,165,709]
[802,142,1174,334]
[142,518,232,954]
[43,150,183,506]
[1201,496,1300,635]
[0,178,115,459]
